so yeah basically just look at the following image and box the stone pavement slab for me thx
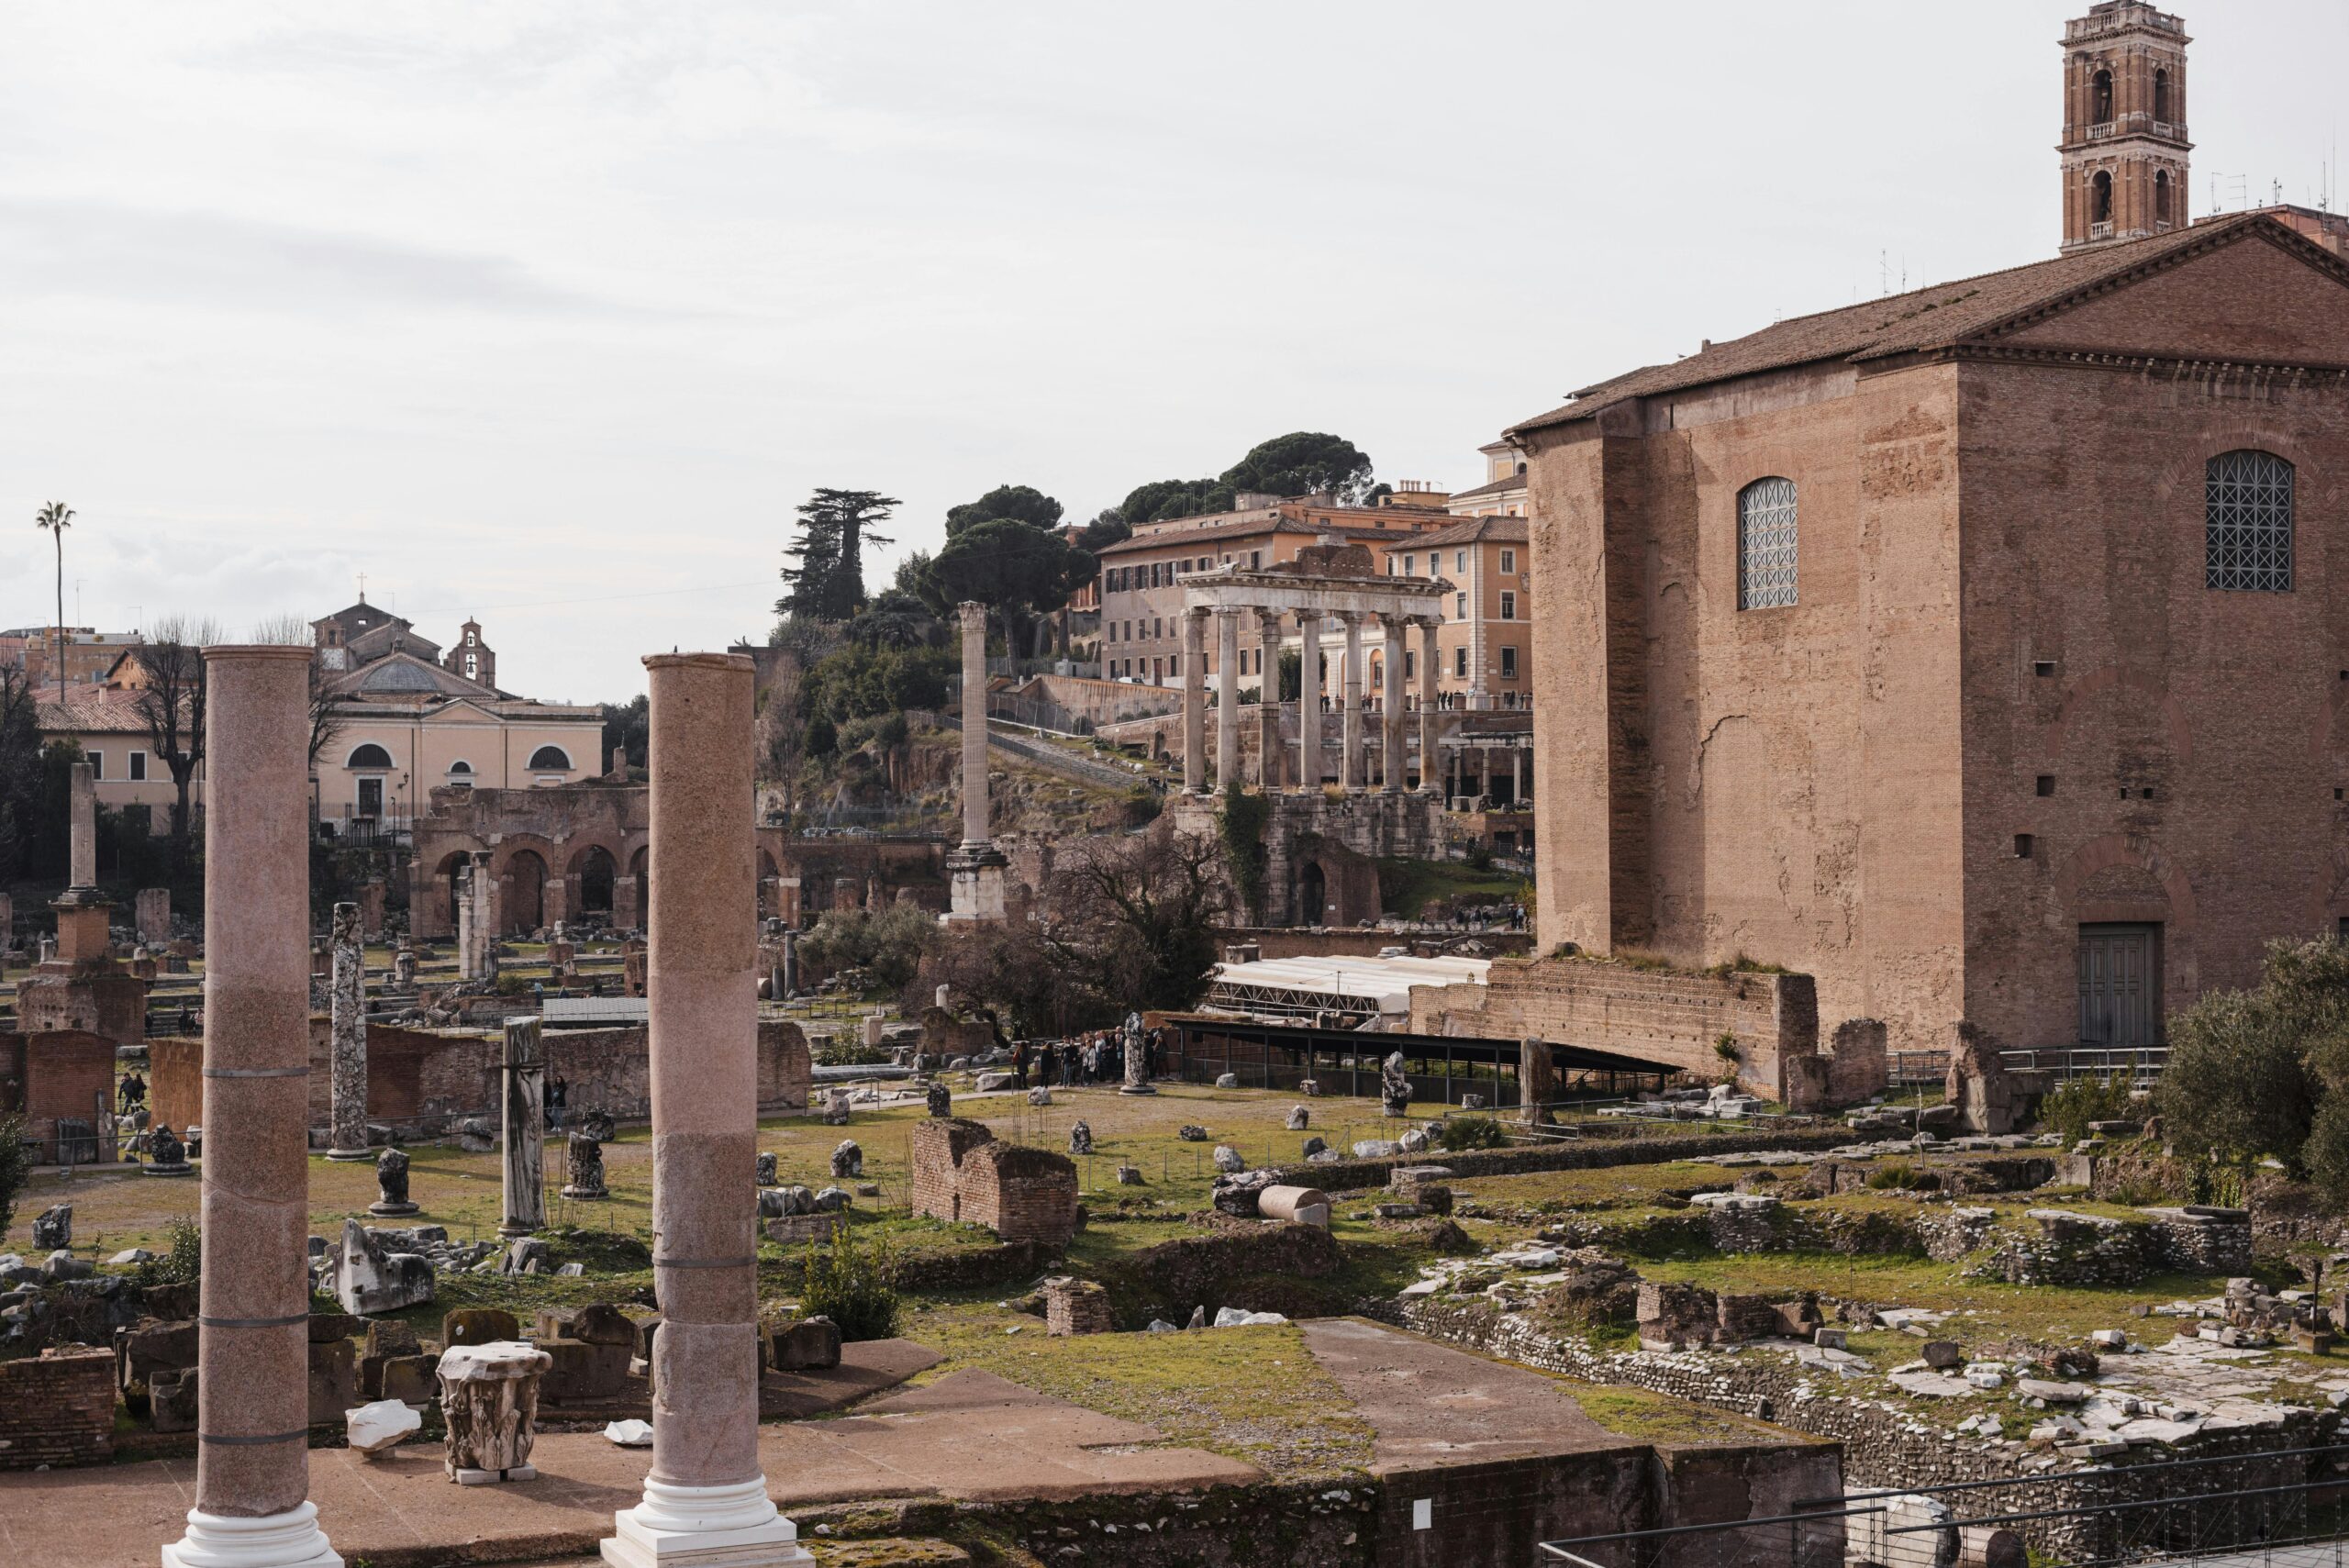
[0,1361,1259,1568]
[1299,1317,1624,1471]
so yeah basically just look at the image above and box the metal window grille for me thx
[2207,449,2294,592]
[1737,477,1798,608]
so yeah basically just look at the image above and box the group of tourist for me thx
[1008,1025,1163,1090]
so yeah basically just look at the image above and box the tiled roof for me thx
[1405,515,1530,549]
[1446,473,1527,502]
[1510,215,2331,435]
[36,686,170,735]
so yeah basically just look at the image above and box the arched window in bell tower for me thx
[2092,171,2114,225]
[2154,170,2172,226]
[2154,67,2171,124]
[2091,68,2114,124]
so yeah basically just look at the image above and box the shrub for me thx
[1439,1116,1508,1151]
[2042,1074,2138,1145]
[0,1113,28,1240]
[799,1224,900,1342]
[137,1215,202,1288]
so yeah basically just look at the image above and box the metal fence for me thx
[1540,1443,2349,1568]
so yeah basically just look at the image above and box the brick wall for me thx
[0,1346,117,1469]
[1416,956,1820,1106]
[148,1034,201,1133]
[908,1118,1077,1244]
[1,1029,115,1158]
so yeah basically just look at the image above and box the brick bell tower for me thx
[2060,4,2191,253]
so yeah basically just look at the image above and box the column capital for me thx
[1186,604,1212,622]
[956,601,987,633]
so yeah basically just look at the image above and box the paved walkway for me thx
[1299,1317,1624,1469]
[2,1355,1258,1568]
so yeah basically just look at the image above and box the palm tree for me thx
[33,503,72,701]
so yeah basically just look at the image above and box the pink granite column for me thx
[164,646,340,1568]
[603,652,807,1568]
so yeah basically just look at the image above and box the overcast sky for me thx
[4,1,2344,700]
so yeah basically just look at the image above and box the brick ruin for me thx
[0,1347,117,1470]
[0,1029,118,1161]
[149,1017,811,1136]
[1417,954,1865,1108]
[909,1117,1080,1245]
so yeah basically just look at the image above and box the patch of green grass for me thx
[900,1300,1375,1480]
[1375,857,1529,919]
[1572,1385,1808,1446]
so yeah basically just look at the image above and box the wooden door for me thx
[2077,923,2161,1047]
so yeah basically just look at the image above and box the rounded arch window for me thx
[2154,67,2171,123]
[2091,170,2114,224]
[1736,478,1798,609]
[2154,170,2172,225]
[527,745,573,771]
[446,759,473,774]
[346,742,395,770]
[2206,450,2294,593]
[2091,67,2113,123]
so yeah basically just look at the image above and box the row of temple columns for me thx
[1180,606,1444,795]
[167,648,807,1568]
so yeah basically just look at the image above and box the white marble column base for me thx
[161,1503,342,1568]
[601,1477,813,1568]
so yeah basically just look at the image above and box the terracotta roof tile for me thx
[1509,215,2323,435]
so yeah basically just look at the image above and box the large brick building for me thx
[1518,209,2349,1056]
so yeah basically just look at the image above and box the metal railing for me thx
[2001,1044,2168,1084]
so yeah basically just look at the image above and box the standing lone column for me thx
[1339,611,1364,791]
[1215,610,1241,793]
[1296,614,1321,792]
[324,903,371,1162]
[947,603,1008,923]
[497,1016,546,1240]
[1180,608,1207,795]
[1417,617,1442,796]
[602,652,810,1568]
[68,759,96,889]
[1380,614,1408,793]
[164,645,340,1568]
[1255,611,1285,789]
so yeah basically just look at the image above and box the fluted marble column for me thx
[1339,612,1364,791]
[324,904,370,1162]
[1256,611,1284,789]
[1215,610,1241,792]
[1417,617,1442,796]
[1380,614,1407,794]
[603,652,809,1568]
[1180,608,1207,795]
[165,645,340,1568]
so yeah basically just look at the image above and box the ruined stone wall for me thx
[15,970,148,1047]
[0,1346,116,1470]
[1273,1128,1850,1194]
[1415,956,1820,1106]
[907,1118,1077,1245]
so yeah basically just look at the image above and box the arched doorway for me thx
[576,845,616,917]
[628,847,650,929]
[506,851,548,934]
[1297,862,1327,929]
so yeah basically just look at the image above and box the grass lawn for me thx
[1375,857,1531,919]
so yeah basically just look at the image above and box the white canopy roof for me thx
[1206,952,1489,1016]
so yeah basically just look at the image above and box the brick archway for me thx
[2052,830,2199,1006]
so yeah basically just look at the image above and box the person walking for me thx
[1013,1040,1030,1091]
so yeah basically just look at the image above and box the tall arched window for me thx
[2154,170,2172,226]
[2092,170,2114,225]
[346,742,394,769]
[2091,68,2113,123]
[2154,67,2171,123]
[2206,450,2295,592]
[1736,478,1799,610]
[527,745,574,771]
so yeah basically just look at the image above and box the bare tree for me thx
[1035,826,1227,1015]
[133,615,222,857]
[245,613,340,766]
